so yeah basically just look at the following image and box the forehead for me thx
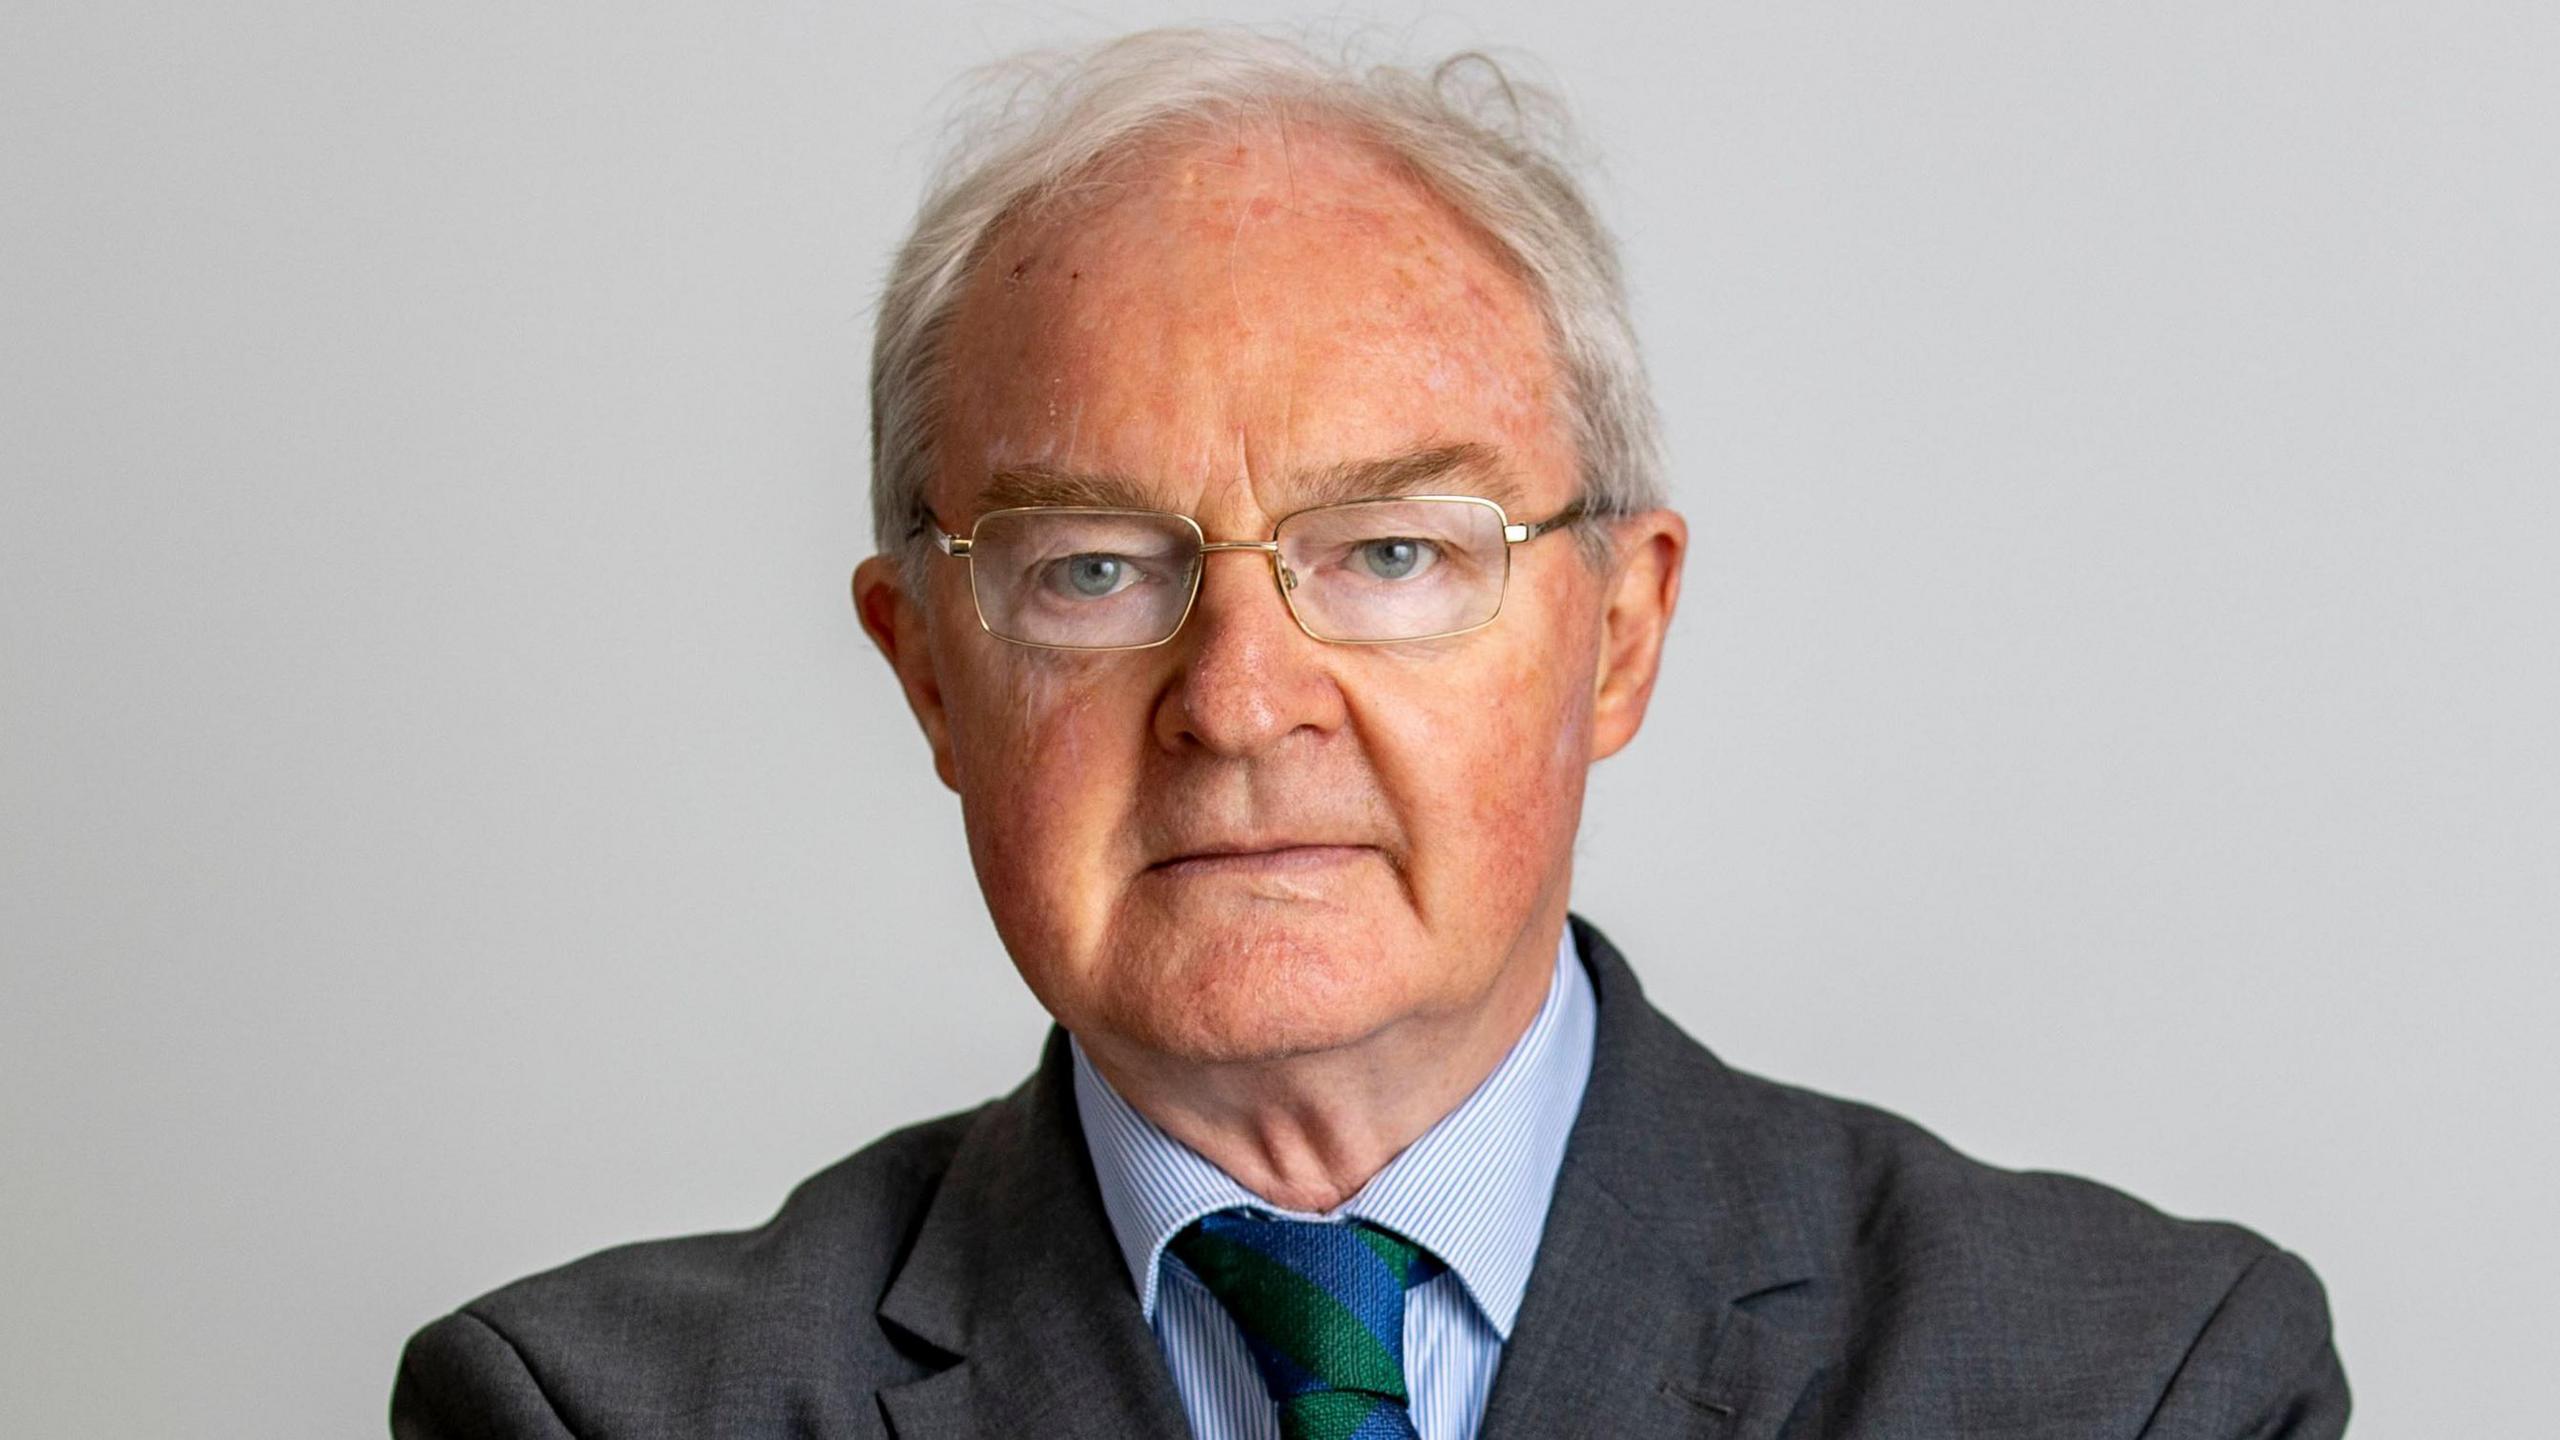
[935,119,1572,518]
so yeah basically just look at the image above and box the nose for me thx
[1151,545,1345,756]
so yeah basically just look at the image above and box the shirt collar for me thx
[1070,925,1597,1340]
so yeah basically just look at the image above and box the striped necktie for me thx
[1168,1209,1446,1440]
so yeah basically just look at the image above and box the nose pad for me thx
[1180,545,1300,639]
[1188,550,1281,629]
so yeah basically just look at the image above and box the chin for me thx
[1096,903,1427,1064]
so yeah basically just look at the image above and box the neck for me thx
[1079,910,1568,1213]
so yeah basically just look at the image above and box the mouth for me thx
[1144,843,1378,879]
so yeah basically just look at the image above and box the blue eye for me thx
[1051,554,1134,598]
[1356,537,1436,580]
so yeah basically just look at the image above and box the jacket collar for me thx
[1475,916,1829,1438]
[873,1032,1191,1439]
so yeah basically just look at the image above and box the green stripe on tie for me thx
[1170,1210,1441,1440]
[1171,1228,1404,1397]
[1282,1390,1390,1440]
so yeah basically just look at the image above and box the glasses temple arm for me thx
[912,506,972,557]
[1504,501,1589,544]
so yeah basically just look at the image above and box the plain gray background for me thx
[3,2,2553,1436]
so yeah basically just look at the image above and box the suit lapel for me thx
[1477,919,1829,1439]
[874,1032,1190,1440]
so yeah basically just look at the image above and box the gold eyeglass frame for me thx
[927,494,1586,651]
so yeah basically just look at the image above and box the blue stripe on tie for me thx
[1343,1400,1423,1440]
[1248,1342,1323,1400]
[1201,1212,1409,1356]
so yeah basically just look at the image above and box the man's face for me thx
[861,122,1680,1065]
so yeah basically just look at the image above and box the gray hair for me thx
[869,27,1665,586]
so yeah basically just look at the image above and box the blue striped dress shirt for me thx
[1069,928,1597,1440]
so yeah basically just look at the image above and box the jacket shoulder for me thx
[1748,1069,2279,1291]
[1713,1065,2342,1432]
[394,1106,984,1438]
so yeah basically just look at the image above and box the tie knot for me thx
[1169,1210,1444,1440]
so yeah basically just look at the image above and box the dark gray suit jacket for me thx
[394,918,2348,1438]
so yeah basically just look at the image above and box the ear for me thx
[1589,509,1687,762]
[852,554,960,792]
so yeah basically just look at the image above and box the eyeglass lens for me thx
[964,498,1512,649]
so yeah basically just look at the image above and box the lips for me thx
[1144,842,1377,876]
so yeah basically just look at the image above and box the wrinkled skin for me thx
[856,117,1685,1206]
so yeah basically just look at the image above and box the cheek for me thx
[937,643,1156,942]
[957,653,1088,769]
[1475,657,1593,859]
[930,577,1102,772]
[951,654,1117,837]
[1385,629,1598,906]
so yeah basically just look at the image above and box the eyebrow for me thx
[968,442,1525,520]
[972,464,1158,513]
[1298,443,1524,509]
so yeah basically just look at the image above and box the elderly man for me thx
[394,29,2347,1440]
